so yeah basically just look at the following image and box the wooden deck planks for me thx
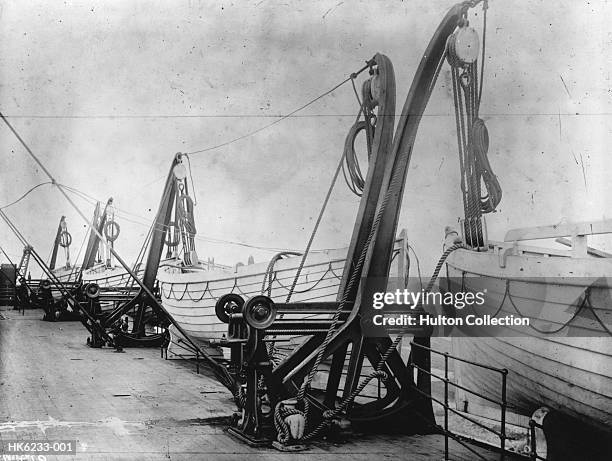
[0,309,516,460]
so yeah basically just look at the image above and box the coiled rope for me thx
[341,77,375,197]
[341,120,369,196]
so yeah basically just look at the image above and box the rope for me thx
[130,217,155,282]
[61,183,346,255]
[458,272,612,336]
[275,243,467,443]
[506,286,593,334]
[341,77,375,197]
[472,118,501,213]
[261,252,302,296]
[448,11,498,247]
[293,43,450,405]
[274,402,307,444]
[65,231,88,282]
[303,243,466,437]
[462,273,508,319]
[176,191,198,265]
[284,151,347,305]
[408,244,424,291]
[161,261,342,303]
[261,251,302,359]
[478,0,488,108]
[271,265,336,294]
[185,62,372,156]
[341,119,368,196]
[0,181,53,209]
[183,154,198,206]
[269,76,371,363]
[273,66,384,411]
[0,114,237,379]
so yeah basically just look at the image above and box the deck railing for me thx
[162,331,213,375]
[409,340,509,461]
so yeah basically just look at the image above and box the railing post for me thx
[529,419,536,461]
[500,369,508,460]
[444,352,449,461]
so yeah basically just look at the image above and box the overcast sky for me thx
[1,0,611,277]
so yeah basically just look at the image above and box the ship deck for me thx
[0,309,522,460]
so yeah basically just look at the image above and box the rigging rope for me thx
[0,181,53,210]
[294,42,449,407]
[65,230,88,282]
[275,3,492,443]
[478,0,488,107]
[284,154,344,304]
[262,118,355,358]
[275,243,467,443]
[185,62,372,156]
[0,112,236,389]
[60,184,344,255]
[281,72,379,315]
[260,251,303,359]
[183,154,198,206]
[282,69,376,306]
[258,67,376,367]
[448,3,500,248]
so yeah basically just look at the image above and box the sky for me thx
[0,0,611,277]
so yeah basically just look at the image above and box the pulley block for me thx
[242,295,277,329]
[215,293,245,323]
[83,283,101,300]
[447,25,479,67]
[361,67,383,111]
[173,157,188,180]
[40,280,52,291]
[371,78,382,107]
[459,70,472,88]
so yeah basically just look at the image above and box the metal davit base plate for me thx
[227,426,272,447]
[114,331,166,348]
[271,441,308,452]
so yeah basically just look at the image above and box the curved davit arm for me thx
[361,2,472,284]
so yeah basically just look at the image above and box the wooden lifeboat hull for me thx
[158,237,408,359]
[158,248,348,356]
[444,243,612,432]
